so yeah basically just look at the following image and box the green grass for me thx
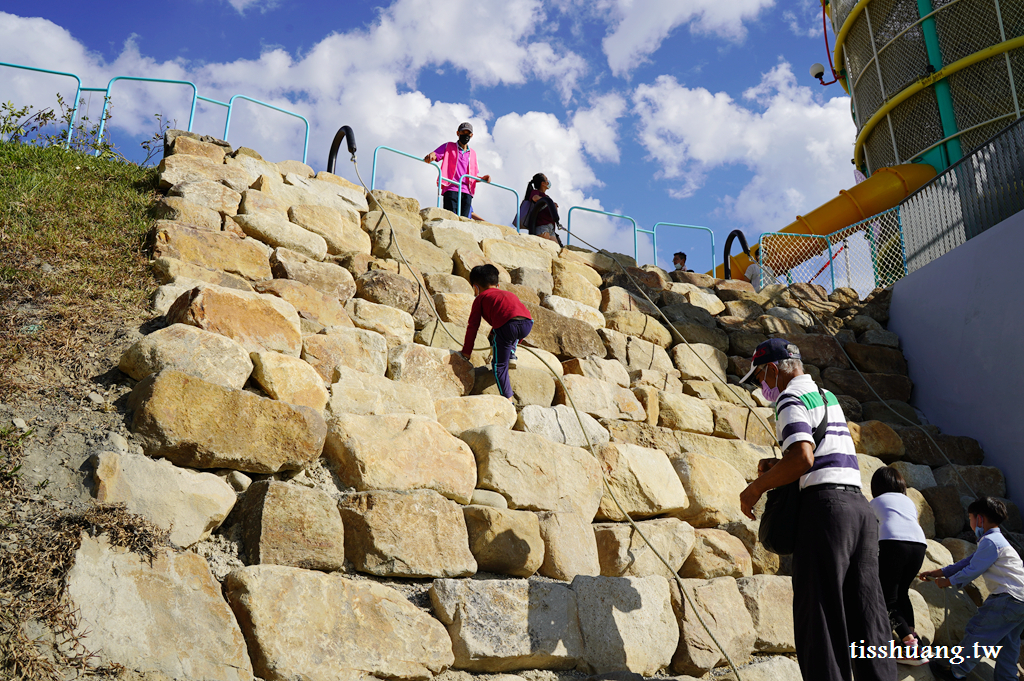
[0,141,160,399]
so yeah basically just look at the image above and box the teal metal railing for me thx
[223,94,310,163]
[650,222,715,273]
[1,61,309,161]
[370,145,443,206]
[457,175,520,230]
[566,206,637,255]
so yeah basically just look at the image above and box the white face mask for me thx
[674,262,685,271]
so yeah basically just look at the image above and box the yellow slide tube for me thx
[712,163,936,280]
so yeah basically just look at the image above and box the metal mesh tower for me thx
[831,0,1024,174]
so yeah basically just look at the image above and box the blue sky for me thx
[0,1,858,273]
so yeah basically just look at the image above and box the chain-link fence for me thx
[758,208,906,299]
[758,116,1023,297]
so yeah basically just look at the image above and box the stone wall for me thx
[70,130,1014,681]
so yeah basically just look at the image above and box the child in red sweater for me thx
[461,265,533,400]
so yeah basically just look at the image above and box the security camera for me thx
[810,63,826,80]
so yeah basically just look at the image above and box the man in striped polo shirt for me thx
[739,338,895,681]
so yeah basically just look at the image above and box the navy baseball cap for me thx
[740,338,801,383]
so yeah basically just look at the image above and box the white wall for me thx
[889,210,1024,506]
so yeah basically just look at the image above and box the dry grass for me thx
[0,141,159,401]
[0,424,170,680]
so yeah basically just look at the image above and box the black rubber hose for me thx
[326,125,357,174]
[723,229,752,279]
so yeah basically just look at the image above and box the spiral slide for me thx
[714,163,937,281]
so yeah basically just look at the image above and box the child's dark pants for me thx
[490,317,533,399]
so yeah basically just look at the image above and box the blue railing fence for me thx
[1,61,310,162]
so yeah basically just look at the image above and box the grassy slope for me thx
[0,141,159,400]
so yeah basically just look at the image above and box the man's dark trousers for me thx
[793,486,896,681]
[443,190,472,218]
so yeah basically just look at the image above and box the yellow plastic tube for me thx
[712,163,936,280]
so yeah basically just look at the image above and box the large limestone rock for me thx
[658,392,715,434]
[324,413,476,503]
[934,465,1006,498]
[327,366,436,418]
[355,270,435,328]
[573,575,678,675]
[237,481,345,571]
[435,395,518,436]
[780,334,848,369]
[562,357,630,388]
[671,577,756,676]
[672,343,728,382]
[891,461,937,490]
[233,213,328,261]
[553,374,645,421]
[461,426,603,520]
[423,272,473,295]
[669,452,748,527]
[288,204,368,255]
[429,579,582,671]
[347,298,415,348]
[600,329,674,373]
[912,541,978,645]
[721,520,780,575]
[338,489,477,578]
[542,294,605,329]
[679,529,753,579]
[907,487,936,539]
[897,429,984,467]
[858,453,887,499]
[302,329,388,378]
[119,323,253,389]
[90,451,235,547]
[371,221,452,274]
[663,283,726,316]
[482,238,553,272]
[170,135,228,162]
[463,506,545,577]
[717,656,802,680]
[68,535,253,681]
[536,511,602,581]
[255,279,351,329]
[167,284,302,357]
[603,311,672,347]
[736,575,795,652]
[849,420,906,462]
[152,255,255,292]
[514,404,610,448]
[250,351,330,411]
[169,180,241,216]
[601,285,660,315]
[152,223,271,281]
[270,247,356,302]
[922,485,967,537]
[522,302,606,359]
[593,518,695,578]
[473,366,556,408]
[595,443,688,521]
[553,271,602,308]
[822,368,912,403]
[129,370,326,473]
[675,432,777,482]
[225,565,452,681]
[844,342,908,375]
[388,344,475,398]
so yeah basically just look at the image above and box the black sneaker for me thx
[929,659,963,680]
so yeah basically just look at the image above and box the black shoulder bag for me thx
[758,387,830,556]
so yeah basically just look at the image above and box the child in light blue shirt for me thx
[921,496,1024,681]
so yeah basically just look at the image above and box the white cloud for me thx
[226,0,279,14]
[783,0,824,38]
[632,62,857,235]
[0,6,635,254]
[578,0,775,77]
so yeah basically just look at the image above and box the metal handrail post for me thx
[96,76,199,156]
[566,206,637,256]
[651,222,715,273]
[635,226,656,265]
[0,62,83,148]
[370,145,443,206]
[457,175,520,229]
[224,94,310,164]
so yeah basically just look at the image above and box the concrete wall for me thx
[889,210,1024,506]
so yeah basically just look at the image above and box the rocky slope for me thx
[48,131,1017,681]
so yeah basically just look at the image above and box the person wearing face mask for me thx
[920,496,1024,681]
[738,338,895,681]
[672,252,691,272]
[424,122,490,218]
